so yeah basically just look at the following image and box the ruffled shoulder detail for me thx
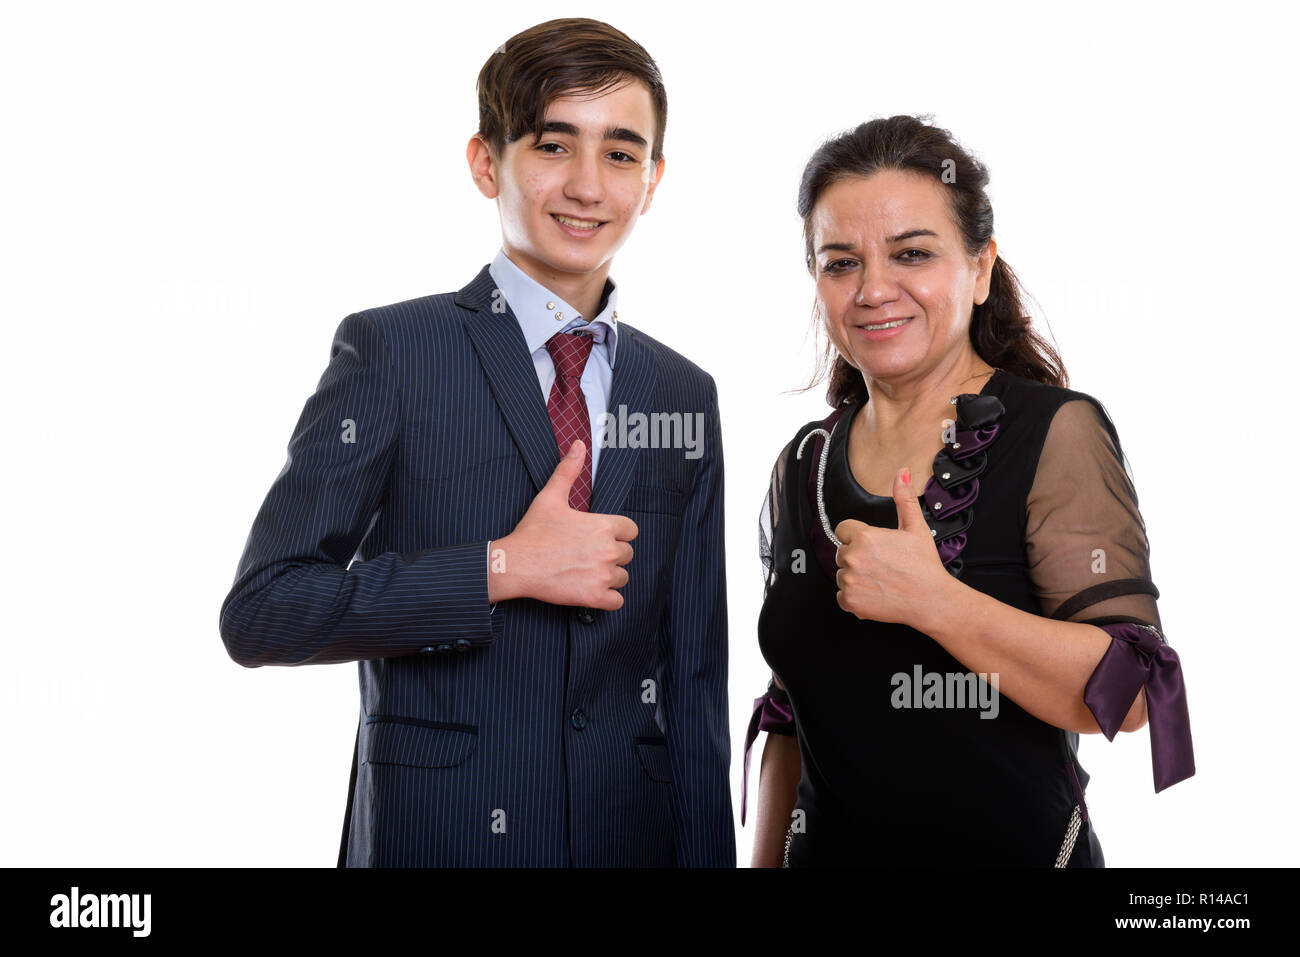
[919,391,1006,577]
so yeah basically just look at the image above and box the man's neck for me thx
[501,245,611,320]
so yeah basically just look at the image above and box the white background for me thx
[2,0,1294,866]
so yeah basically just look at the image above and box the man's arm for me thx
[219,311,502,667]
[657,377,736,866]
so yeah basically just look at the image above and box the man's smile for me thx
[551,213,606,231]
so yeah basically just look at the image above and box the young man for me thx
[219,18,734,867]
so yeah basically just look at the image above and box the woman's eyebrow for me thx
[888,228,939,242]
[816,228,940,255]
[815,241,856,255]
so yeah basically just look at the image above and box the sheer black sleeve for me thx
[1025,398,1161,628]
[1025,398,1195,790]
[759,437,796,602]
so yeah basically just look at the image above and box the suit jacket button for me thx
[577,607,596,625]
[419,646,436,654]
[570,708,588,730]
[436,643,453,654]
[454,639,471,652]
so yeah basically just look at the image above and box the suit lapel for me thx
[456,263,658,514]
[458,265,560,495]
[589,325,656,516]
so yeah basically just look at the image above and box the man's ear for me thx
[639,156,666,215]
[467,134,501,200]
[973,236,997,306]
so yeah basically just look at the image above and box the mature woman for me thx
[743,115,1194,867]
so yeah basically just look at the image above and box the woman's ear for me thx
[973,237,998,306]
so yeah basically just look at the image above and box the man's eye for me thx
[537,142,565,154]
[608,151,635,163]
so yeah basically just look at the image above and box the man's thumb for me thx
[543,440,585,501]
[894,467,927,534]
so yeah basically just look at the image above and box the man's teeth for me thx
[554,214,602,230]
[863,318,910,330]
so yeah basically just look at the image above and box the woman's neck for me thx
[858,357,997,438]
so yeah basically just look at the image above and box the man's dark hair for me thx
[477,18,667,162]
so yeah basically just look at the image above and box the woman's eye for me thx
[823,259,856,274]
[898,248,932,262]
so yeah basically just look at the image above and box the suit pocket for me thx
[364,715,478,769]
[403,450,516,485]
[634,736,672,783]
[624,484,686,517]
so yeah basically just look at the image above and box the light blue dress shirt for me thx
[484,248,621,605]
[487,247,619,480]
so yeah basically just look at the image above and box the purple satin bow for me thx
[740,692,796,825]
[1084,621,1195,792]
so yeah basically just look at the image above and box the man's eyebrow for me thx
[540,120,648,148]
[603,126,648,147]
[815,229,939,256]
[540,120,579,138]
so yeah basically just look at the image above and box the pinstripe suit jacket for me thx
[219,264,735,867]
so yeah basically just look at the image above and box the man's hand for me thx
[833,467,952,629]
[487,439,639,609]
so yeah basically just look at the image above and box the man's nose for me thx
[564,150,605,204]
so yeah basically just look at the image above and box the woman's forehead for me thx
[813,173,953,239]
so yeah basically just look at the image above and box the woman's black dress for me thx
[756,369,1167,867]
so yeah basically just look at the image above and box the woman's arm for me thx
[834,469,1149,736]
[750,723,801,867]
[743,675,801,867]
[750,442,803,866]
[918,577,1147,734]
[835,398,1192,791]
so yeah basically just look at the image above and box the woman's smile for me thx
[856,315,914,339]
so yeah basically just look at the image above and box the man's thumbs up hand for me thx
[833,467,950,628]
[487,440,639,610]
[536,437,586,507]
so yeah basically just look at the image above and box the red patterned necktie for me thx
[545,331,595,511]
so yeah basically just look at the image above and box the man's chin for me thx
[534,244,615,277]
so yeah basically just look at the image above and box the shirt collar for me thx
[488,248,619,366]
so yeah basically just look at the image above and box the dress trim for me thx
[802,388,1007,581]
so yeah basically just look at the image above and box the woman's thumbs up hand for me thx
[833,467,951,629]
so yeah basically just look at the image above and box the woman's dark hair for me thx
[477,18,667,162]
[797,114,1067,406]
